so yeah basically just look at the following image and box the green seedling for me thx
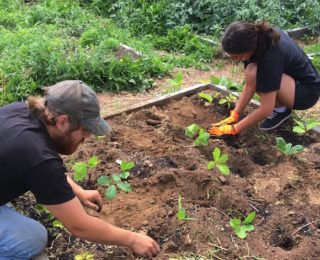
[177,194,194,221]
[276,137,303,156]
[230,211,256,239]
[207,147,230,176]
[35,204,64,229]
[185,123,201,138]
[210,75,243,92]
[293,118,320,135]
[193,128,210,147]
[72,156,100,182]
[218,94,237,110]
[198,92,213,103]
[162,72,183,94]
[74,252,95,260]
[97,160,134,201]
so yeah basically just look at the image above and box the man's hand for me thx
[210,110,239,127]
[77,189,103,212]
[129,232,160,258]
[208,124,239,136]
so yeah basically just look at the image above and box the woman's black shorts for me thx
[293,81,320,110]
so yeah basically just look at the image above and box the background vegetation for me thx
[0,0,319,105]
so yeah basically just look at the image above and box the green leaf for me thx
[276,137,286,153]
[293,126,306,134]
[198,92,213,103]
[52,220,64,228]
[213,147,221,162]
[291,145,304,154]
[306,119,320,130]
[105,185,117,200]
[73,162,87,182]
[193,129,210,146]
[120,161,135,172]
[210,75,220,84]
[88,155,100,168]
[112,174,121,182]
[217,153,228,164]
[185,123,200,138]
[243,211,256,224]
[218,99,227,105]
[230,218,241,228]
[207,161,215,170]
[97,176,112,186]
[235,226,248,239]
[177,207,186,220]
[116,181,132,192]
[217,164,230,176]
[120,171,130,179]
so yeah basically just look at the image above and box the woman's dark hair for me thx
[222,20,280,60]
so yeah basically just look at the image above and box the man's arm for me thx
[66,175,102,211]
[45,197,160,258]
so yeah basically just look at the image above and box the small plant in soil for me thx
[276,137,304,156]
[185,123,201,138]
[230,211,256,239]
[97,160,134,201]
[293,118,320,135]
[207,147,230,176]
[185,124,210,147]
[218,93,237,110]
[177,194,194,221]
[72,155,100,183]
[74,252,94,260]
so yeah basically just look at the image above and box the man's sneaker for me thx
[259,109,292,130]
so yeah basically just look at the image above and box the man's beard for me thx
[52,131,84,155]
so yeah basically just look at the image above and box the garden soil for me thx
[15,88,320,260]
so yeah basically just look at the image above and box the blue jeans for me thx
[0,204,48,259]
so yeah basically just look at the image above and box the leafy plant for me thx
[74,252,95,260]
[177,194,194,221]
[207,147,230,176]
[275,137,303,156]
[210,76,244,92]
[185,123,200,138]
[198,92,213,103]
[230,211,256,239]
[72,156,100,182]
[293,118,320,135]
[97,160,134,201]
[193,128,210,147]
[218,94,237,110]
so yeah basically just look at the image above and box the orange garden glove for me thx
[211,110,239,127]
[208,124,239,136]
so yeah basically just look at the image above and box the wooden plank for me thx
[103,83,210,119]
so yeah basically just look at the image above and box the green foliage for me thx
[193,128,210,147]
[177,194,194,221]
[275,137,304,156]
[97,160,134,201]
[185,123,201,138]
[293,118,320,135]
[162,72,184,94]
[198,92,213,103]
[207,147,230,176]
[218,94,237,110]
[74,252,95,260]
[230,211,256,239]
[211,76,244,92]
[72,156,100,182]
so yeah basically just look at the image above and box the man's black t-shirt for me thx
[0,102,75,206]
[245,30,320,93]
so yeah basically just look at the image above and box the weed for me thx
[97,160,134,201]
[162,72,183,94]
[230,211,256,239]
[276,137,304,156]
[208,147,230,176]
[177,194,194,221]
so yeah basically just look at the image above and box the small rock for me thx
[142,220,148,226]
[164,241,178,252]
[149,199,156,205]
[219,176,228,184]
[167,210,174,217]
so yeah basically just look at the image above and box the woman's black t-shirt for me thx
[245,30,320,94]
[0,102,75,206]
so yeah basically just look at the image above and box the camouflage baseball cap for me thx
[46,80,111,136]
